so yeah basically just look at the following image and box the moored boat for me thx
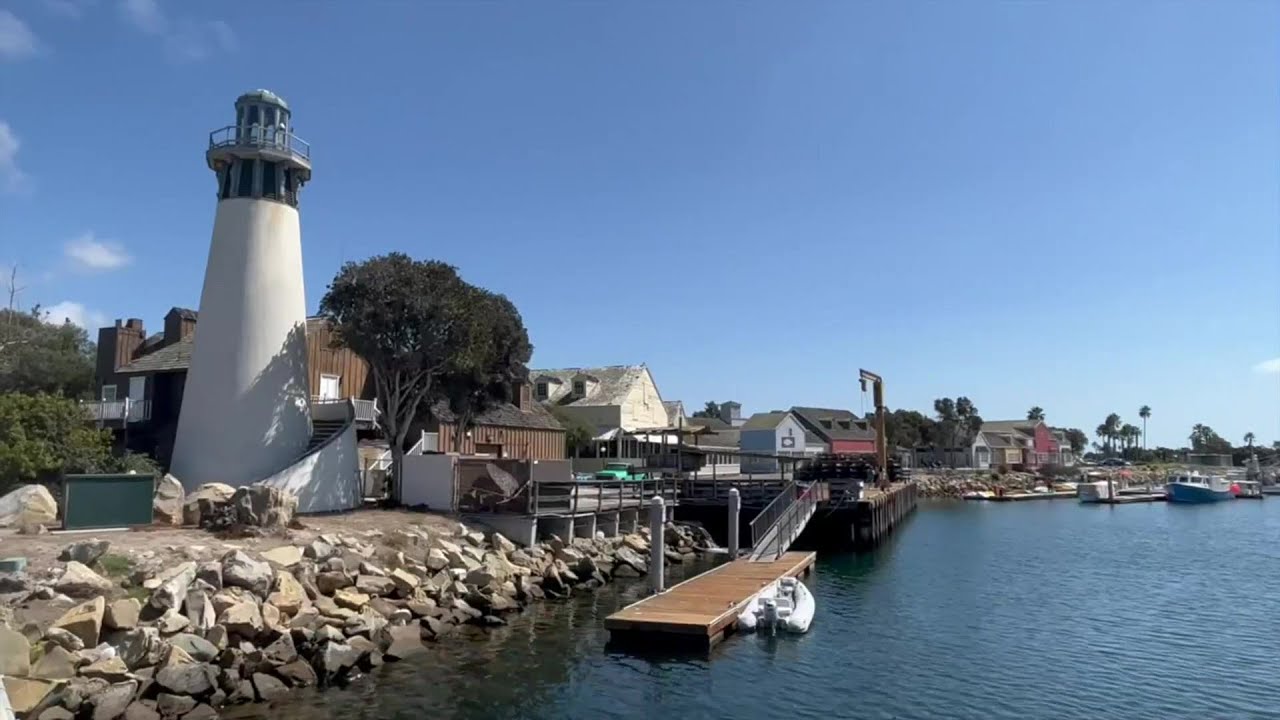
[1164,472,1233,503]
[736,577,815,635]
[1078,479,1118,503]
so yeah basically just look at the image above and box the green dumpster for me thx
[63,473,155,530]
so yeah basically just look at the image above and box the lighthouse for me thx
[170,90,314,489]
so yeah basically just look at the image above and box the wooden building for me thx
[423,384,566,461]
[89,310,565,466]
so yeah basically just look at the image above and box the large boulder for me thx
[149,562,197,611]
[51,596,105,648]
[58,538,111,566]
[152,474,185,526]
[221,550,274,598]
[182,483,235,526]
[0,484,57,528]
[54,561,114,597]
[231,485,297,529]
[266,571,307,616]
[0,626,31,675]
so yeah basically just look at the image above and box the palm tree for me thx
[1120,424,1140,459]
[1244,432,1256,448]
[1026,406,1045,422]
[1101,413,1122,456]
[1138,405,1151,449]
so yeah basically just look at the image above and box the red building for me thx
[789,406,877,454]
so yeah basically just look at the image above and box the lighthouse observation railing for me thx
[208,125,311,161]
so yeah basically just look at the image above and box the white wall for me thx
[402,454,457,511]
[172,197,312,488]
[258,418,361,513]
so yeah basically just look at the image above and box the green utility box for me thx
[63,473,155,530]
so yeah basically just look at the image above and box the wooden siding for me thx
[436,422,566,461]
[306,322,372,399]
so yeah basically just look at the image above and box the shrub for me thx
[0,392,115,492]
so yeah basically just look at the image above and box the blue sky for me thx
[1,0,1277,448]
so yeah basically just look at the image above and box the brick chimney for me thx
[163,308,198,345]
[96,318,145,395]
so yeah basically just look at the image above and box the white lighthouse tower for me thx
[170,90,314,489]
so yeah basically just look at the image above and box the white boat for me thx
[736,577,815,634]
[962,490,994,501]
[1078,479,1119,503]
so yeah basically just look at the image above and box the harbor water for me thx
[245,499,1280,720]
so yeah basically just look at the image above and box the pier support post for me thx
[649,495,665,594]
[727,488,740,558]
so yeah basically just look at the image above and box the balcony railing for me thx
[312,397,379,425]
[209,125,311,161]
[82,399,150,424]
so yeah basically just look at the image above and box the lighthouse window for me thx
[219,167,232,199]
[261,161,278,199]
[247,105,260,126]
[236,160,254,198]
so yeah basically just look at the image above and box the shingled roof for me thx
[428,398,563,431]
[741,412,792,431]
[118,317,330,375]
[790,406,876,441]
[529,365,654,407]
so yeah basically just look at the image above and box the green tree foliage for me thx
[1063,428,1088,454]
[1026,406,1045,421]
[882,409,936,448]
[1244,432,1255,448]
[1138,405,1152,449]
[0,308,96,399]
[0,393,114,491]
[320,253,478,500]
[692,401,720,419]
[549,405,595,458]
[439,289,533,452]
[1189,423,1232,454]
[933,397,982,449]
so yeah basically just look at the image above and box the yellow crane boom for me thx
[859,368,889,488]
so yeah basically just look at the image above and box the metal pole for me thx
[728,488,741,559]
[649,495,665,594]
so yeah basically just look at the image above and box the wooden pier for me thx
[986,490,1078,502]
[1085,493,1166,505]
[604,551,816,649]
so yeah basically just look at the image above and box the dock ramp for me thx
[748,481,819,562]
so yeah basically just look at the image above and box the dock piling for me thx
[727,488,740,558]
[649,495,665,594]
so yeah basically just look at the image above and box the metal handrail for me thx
[749,480,799,549]
[82,399,151,423]
[750,481,819,561]
[208,125,311,160]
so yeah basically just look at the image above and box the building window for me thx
[837,420,850,429]
[319,374,341,400]
[820,419,833,429]
[573,381,585,396]
[262,161,277,199]
[236,160,254,198]
[101,385,118,401]
[536,382,548,399]
[219,167,232,199]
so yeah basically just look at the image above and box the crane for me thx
[859,368,889,489]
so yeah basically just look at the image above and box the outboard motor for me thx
[762,598,779,635]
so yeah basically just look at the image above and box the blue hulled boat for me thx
[1164,472,1234,503]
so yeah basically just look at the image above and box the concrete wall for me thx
[258,409,360,513]
[172,197,312,488]
[402,453,457,510]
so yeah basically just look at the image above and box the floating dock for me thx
[986,490,1078,502]
[604,551,816,649]
[1084,493,1166,505]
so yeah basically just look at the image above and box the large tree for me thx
[883,409,936,449]
[0,307,96,399]
[320,253,477,501]
[1138,405,1151,449]
[1189,423,1231,454]
[1026,406,1045,422]
[692,401,720,419]
[0,392,114,493]
[438,288,533,453]
[1063,428,1088,454]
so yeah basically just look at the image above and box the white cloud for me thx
[0,10,38,61]
[64,233,131,271]
[42,301,107,330]
[0,121,26,192]
[120,0,164,34]
[1254,357,1280,375]
[119,0,234,61]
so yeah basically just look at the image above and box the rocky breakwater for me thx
[914,470,1046,499]
[1,517,714,719]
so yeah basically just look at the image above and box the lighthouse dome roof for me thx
[236,89,289,111]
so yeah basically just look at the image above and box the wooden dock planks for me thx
[604,551,816,648]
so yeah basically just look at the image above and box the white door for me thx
[319,374,341,400]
